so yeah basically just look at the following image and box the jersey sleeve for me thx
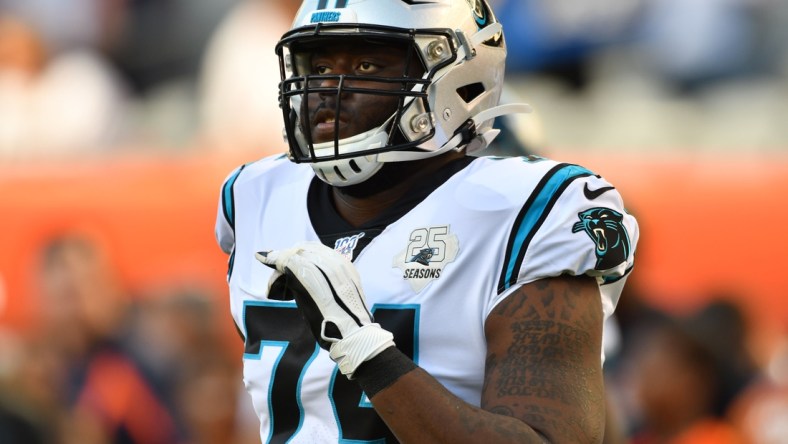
[215,164,247,255]
[492,167,639,318]
[523,173,637,281]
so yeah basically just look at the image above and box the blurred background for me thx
[0,0,787,443]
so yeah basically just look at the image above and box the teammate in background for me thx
[215,1,639,442]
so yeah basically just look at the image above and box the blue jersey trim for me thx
[499,164,593,293]
[222,164,247,229]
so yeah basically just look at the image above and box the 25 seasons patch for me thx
[393,225,459,292]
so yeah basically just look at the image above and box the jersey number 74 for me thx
[243,301,418,443]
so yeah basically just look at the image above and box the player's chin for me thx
[311,124,351,143]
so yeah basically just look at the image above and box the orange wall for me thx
[0,151,244,331]
[1,150,786,339]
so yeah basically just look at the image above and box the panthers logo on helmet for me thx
[572,208,631,270]
[465,0,490,27]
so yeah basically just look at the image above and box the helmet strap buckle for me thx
[455,119,478,146]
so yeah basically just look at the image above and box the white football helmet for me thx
[276,0,531,186]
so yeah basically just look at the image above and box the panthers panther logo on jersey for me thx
[572,208,631,270]
[409,248,436,266]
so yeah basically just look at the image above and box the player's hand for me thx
[256,242,395,378]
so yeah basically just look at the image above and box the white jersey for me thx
[215,154,638,443]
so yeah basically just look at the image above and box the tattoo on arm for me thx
[483,276,604,442]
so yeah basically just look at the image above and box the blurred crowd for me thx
[1,0,788,443]
[604,277,788,444]
[0,0,298,160]
[0,232,260,444]
[492,0,788,152]
[0,0,786,160]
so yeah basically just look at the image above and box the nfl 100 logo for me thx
[334,232,365,261]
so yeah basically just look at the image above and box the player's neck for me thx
[331,186,398,227]
[331,151,465,227]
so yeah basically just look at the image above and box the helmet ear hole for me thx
[457,83,485,104]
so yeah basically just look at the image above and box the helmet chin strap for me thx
[378,102,533,161]
[464,102,533,155]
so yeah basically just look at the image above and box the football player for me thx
[215,0,639,442]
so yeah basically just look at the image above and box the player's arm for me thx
[362,274,605,444]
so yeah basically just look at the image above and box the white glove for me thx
[256,242,395,378]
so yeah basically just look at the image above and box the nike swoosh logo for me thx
[583,184,615,200]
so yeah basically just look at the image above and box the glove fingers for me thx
[255,250,278,269]
[267,272,293,301]
[295,246,373,322]
[260,248,354,349]
[287,254,367,334]
[255,247,303,273]
[257,243,374,350]
[299,243,361,282]
[283,269,335,350]
[304,255,375,331]
[255,242,395,379]
[257,242,359,283]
